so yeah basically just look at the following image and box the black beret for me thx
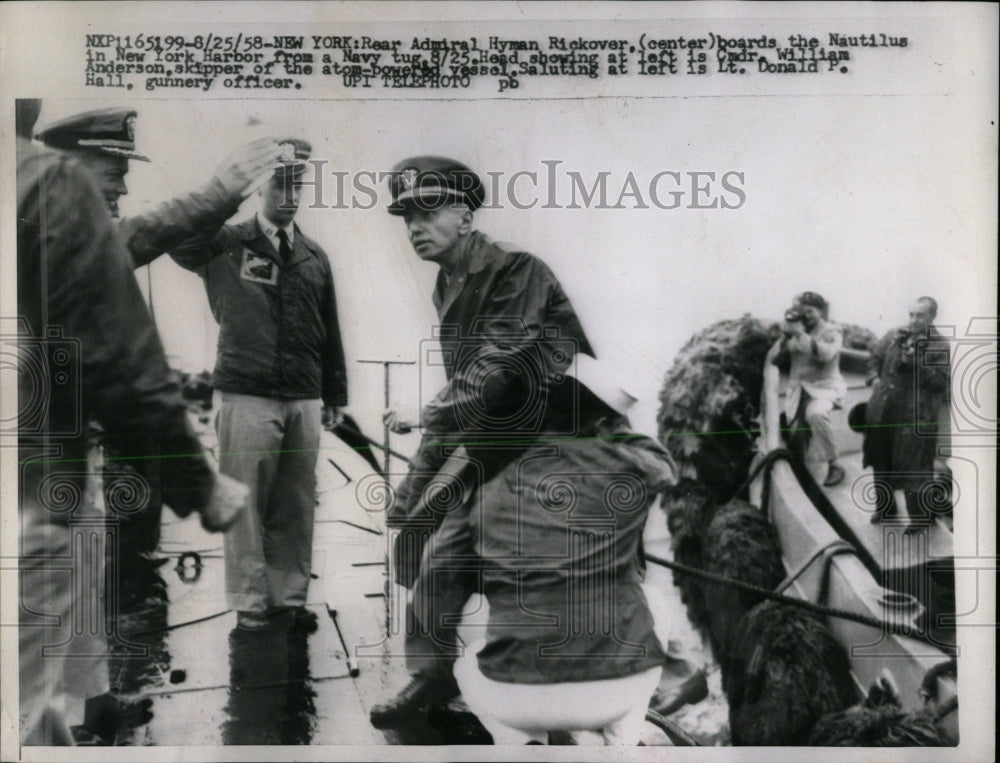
[34,107,149,161]
[387,155,484,215]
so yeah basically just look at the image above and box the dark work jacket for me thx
[16,138,214,522]
[170,218,347,407]
[471,431,675,684]
[864,326,950,485]
[420,230,594,435]
[120,177,244,269]
[387,231,592,586]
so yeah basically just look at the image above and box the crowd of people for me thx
[15,98,952,747]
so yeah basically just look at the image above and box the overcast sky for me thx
[26,11,998,440]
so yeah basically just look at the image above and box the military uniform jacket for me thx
[387,231,593,587]
[170,218,347,407]
[120,177,244,269]
[16,138,214,521]
[421,229,594,434]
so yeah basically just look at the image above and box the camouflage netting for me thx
[656,314,879,739]
[840,323,877,352]
[656,315,781,634]
[657,315,780,494]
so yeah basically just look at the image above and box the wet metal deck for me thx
[104,424,726,746]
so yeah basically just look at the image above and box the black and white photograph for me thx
[0,3,996,760]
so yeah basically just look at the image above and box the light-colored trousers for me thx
[217,393,321,614]
[803,398,838,462]
[19,454,109,745]
[454,639,662,745]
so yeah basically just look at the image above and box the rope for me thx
[643,552,955,654]
[732,448,795,503]
[643,709,700,746]
[120,608,231,638]
[775,538,855,594]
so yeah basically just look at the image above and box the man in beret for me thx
[169,141,347,633]
[35,107,280,265]
[768,291,847,487]
[370,156,593,728]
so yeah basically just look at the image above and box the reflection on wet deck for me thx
[105,430,500,746]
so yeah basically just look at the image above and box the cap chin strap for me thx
[77,143,150,161]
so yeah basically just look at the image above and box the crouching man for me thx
[446,355,678,744]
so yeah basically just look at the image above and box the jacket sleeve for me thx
[42,158,214,515]
[868,331,892,383]
[422,252,590,434]
[916,336,951,399]
[120,177,244,268]
[320,254,348,407]
[168,224,240,273]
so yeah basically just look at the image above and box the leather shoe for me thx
[369,672,460,729]
[79,693,153,743]
[289,606,319,634]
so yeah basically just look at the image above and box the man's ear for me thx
[459,207,474,234]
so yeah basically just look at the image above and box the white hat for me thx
[566,354,638,417]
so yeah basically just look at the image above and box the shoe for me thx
[649,668,709,716]
[369,672,460,729]
[287,606,319,634]
[823,463,845,487]
[80,693,153,743]
[237,610,271,631]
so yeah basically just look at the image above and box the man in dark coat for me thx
[864,297,951,527]
[169,140,347,632]
[35,107,280,266]
[370,156,594,728]
[16,99,244,744]
[34,108,280,592]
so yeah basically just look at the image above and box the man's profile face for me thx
[75,150,129,217]
[908,301,934,333]
[799,304,822,330]
[403,204,469,266]
[260,175,301,227]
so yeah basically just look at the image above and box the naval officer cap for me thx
[387,156,484,215]
[273,137,312,179]
[34,107,150,161]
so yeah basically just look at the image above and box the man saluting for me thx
[169,139,347,632]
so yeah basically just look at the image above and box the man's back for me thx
[16,137,214,518]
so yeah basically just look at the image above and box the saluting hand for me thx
[214,137,282,197]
